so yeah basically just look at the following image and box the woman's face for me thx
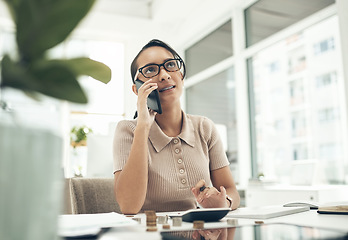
[135,46,184,106]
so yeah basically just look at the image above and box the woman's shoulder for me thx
[116,119,137,132]
[186,113,216,136]
[185,114,220,143]
[186,113,214,126]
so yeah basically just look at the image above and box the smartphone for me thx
[135,79,162,114]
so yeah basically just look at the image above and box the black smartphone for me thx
[135,79,162,114]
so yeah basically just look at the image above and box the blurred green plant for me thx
[70,126,92,147]
[0,0,111,103]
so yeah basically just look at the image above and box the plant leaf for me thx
[1,54,40,91]
[15,0,95,60]
[30,61,88,103]
[3,0,19,23]
[23,91,41,101]
[49,58,112,84]
[1,55,88,103]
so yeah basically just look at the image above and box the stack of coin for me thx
[145,210,157,227]
[157,215,168,224]
[193,220,204,229]
[227,218,238,226]
[172,217,182,227]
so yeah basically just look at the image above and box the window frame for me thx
[182,2,344,186]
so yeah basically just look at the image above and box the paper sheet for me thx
[58,212,137,237]
[226,205,309,219]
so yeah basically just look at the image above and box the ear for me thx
[132,84,138,95]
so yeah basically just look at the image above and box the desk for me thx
[246,185,348,207]
[96,210,348,240]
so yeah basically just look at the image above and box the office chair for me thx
[67,177,121,214]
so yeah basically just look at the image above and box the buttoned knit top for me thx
[113,112,229,212]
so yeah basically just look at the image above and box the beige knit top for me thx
[113,112,229,212]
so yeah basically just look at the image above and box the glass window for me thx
[248,15,347,184]
[185,68,239,181]
[314,37,335,55]
[185,20,232,78]
[316,71,337,87]
[245,0,335,47]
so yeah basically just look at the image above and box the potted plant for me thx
[70,126,93,177]
[0,0,111,239]
[0,0,111,102]
[70,126,93,148]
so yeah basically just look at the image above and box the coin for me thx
[172,217,182,227]
[193,220,204,229]
[162,224,170,229]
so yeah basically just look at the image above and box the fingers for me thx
[197,229,222,240]
[192,182,230,208]
[191,179,206,198]
[220,186,227,197]
[194,179,206,192]
[192,230,200,239]
[202,187,217,199]
[135,79,158,121]
[144,84,158,96]
[135,79,158,109]
[148,109,157,116]
[196,186,217,205]
[137,79,158,96]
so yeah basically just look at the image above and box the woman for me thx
[113,39,240,214]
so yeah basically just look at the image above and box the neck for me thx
[155,106,183,137]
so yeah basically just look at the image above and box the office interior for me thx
[1,0,348,209]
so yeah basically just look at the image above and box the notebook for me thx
[226,205,309,219]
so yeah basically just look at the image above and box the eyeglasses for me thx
[138,59,183,78]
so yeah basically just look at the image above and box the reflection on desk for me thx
[58,208,348,240]
[160,223,348,240]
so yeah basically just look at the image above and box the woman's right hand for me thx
[192,228,226,240]
[136,79,158,127]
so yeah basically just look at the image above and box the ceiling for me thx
[77,0,244,47]
[0,0,247,48]
[2,0,333,50]
[91,0,154,19]
[77,0,335,48]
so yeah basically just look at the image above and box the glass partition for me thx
[185,67,239,180]
[245,0,335,47]
[185,20,232,78]
[248,15,347,184]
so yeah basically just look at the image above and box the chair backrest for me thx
[67,177,121,214]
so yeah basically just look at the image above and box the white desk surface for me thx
[98,209,348,240]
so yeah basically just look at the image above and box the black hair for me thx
[130,39,186,83]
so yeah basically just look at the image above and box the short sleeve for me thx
[113,120,136,173]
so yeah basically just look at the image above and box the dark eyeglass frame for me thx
[138,58,183,79]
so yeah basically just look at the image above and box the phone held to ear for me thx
[135,79,162,114]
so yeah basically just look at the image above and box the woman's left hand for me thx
[191,180,229,208]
